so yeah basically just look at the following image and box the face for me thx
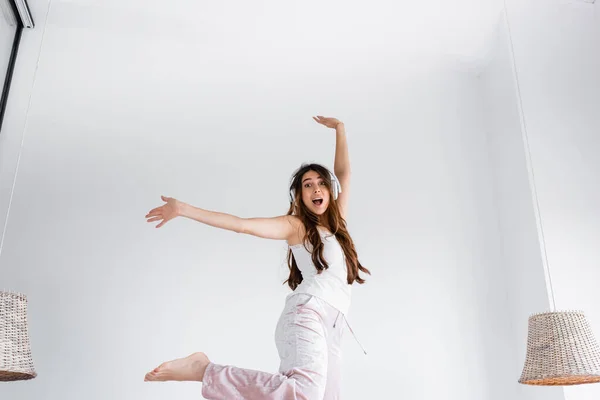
[299,170,330,215]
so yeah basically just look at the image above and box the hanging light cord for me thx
[502,0,556,312]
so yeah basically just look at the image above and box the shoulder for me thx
[286,215,304,233]
[285,215,306,245]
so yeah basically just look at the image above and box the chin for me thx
[312,204,328,215]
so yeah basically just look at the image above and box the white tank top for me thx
[286,227,352,316]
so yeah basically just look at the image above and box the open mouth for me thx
[312,198,323,206]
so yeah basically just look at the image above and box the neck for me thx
[318,219,330,231]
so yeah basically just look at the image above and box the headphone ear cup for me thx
[330,172,340,200]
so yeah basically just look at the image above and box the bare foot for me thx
[144,352,210,382]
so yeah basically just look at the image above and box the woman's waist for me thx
[288,282,351,314]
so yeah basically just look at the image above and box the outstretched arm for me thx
[313,116,351,219]
[146,196,299,241]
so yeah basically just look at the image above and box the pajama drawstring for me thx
[334,311,367,355]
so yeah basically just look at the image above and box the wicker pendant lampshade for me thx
[519,311,600,385]
[0,291,37,381]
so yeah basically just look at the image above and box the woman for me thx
[144,116,370,399]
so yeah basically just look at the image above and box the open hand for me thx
[313,115,343,129]
[146,196,181,228]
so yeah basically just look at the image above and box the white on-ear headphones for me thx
[289,171,342,203]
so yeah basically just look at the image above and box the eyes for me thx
[304,181,326,189]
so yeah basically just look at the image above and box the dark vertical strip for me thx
[0,0,32,134]
[0,27,22,134]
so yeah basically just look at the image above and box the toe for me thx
[145,371,157,381]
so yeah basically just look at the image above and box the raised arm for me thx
[313,116,351,219]
[145,196,300,241]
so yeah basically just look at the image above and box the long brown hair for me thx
[284,163,371,290]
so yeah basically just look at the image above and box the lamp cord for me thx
[503,0,556,312]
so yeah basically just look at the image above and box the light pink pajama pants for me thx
[201,293,345,400]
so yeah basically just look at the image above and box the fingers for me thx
[144,196,172,228]
[313,116,335,126]
[146,215,168,228]
[146,207,161,216]
[145,209,163,220]
[146,195,170,216]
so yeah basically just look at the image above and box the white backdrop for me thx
[0,0,570,399]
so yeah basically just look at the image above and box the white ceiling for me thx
[49,0,506,68]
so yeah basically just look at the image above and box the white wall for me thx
[0,1,514,399]
[479,12,566,400]
[503,0,600,399]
